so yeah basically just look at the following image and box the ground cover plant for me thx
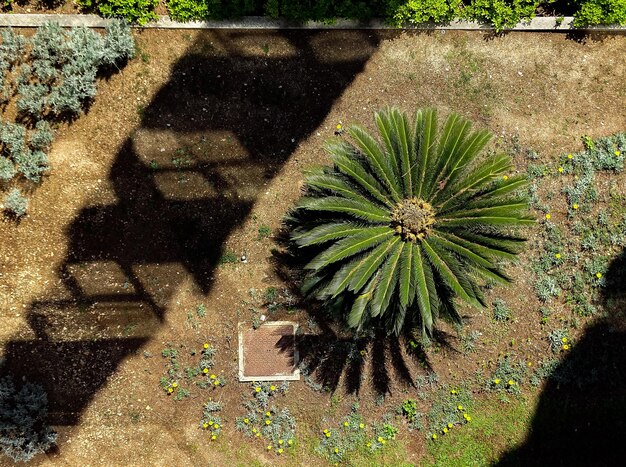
[0,21,134,217]
[289,108,532,338]
[0,27,625,465]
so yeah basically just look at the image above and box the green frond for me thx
[370,240,404,318]
[435,153,512,209]
[374,109,402,182]
[436,215,535,228]
[415,108,438,198]
[398,241,413,309]
[327,142,392,207]
[349,236,401,292]
[423,112,471,198]
[306,173,367,202]
[389,108,413,195]
[422,239,475,306]
[413,244,433,335]
[347,272,378,329]
[435,230,519,262]
[305,227,393,270]
[429,232,492,268]
[348,124,400,200]
[297,196,390,223]
[292,222,368,247]
[430,128,492,201]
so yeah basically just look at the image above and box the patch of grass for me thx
[425,395,531,466]
[257,225,271,240]
[219,249,238,264]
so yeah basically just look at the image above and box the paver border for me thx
[0,14,625,31]
[238,320,300,382]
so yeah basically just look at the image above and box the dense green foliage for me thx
[289,108,532,337]
[0,376,57,462]
[77,0,159,25]
[0,21,134,218]
[573,0,626,26]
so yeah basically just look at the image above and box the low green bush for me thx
[3,187,28,217]
[462,0,539,31]
[0,376,57,462]
[388,0,461,25]
[78,0,159,25]
[573,0,626,26]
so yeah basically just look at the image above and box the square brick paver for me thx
[238,321,300,381]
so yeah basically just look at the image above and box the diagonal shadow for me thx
[496,249,626,466]
[1,29,385,430]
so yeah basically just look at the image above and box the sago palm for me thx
[290,108,533,338]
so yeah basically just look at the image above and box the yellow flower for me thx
[213,381,220,386]
[203,343,209,349]
[555,253,561,259]
[288,439,293,445]
[615,150,621,156]
[573,203,579,210]
[214,424,219,429]
[508,380,515,386]
[270,385,276,391]
[503,175,509,180]
[367,442,372,447]
[255,387,261,392]
[545,213,551,220]
[167,388,173,393]
[323,429,328,433]
[208,421,214,426]
[267,445,272,450]
[450,389,457,394]
[278,448,284,454]
[563,344,570,350]
[359,423,365,429]
[528,361,533,367]
[596,272,603,279]
[252,428,257,433]
[334,448,339,453]
[443,427,449,434]
[336,124,342,130]
[561,337,568,343]
[567,153,573,159]
[465,415,472,422]
[457,405,463,411]
[266,411,271,417]
[447,423,453,429]
[381,439,386,444]
[266,420,271,425]
[211,435,217,440]
[325,432,331,438]
[343,421,349,427]
[278,440,284,445]
[377,436,384,442]
[494,378,501,385]
[210,374,216,380]
[359,350,366,356]
[558,167,564,173]
[202,423,208,429]
[203,368,209,374]
[256,432,261,437]
[432,434,437,440]
[172,382,178,388]
[244,418,249,424]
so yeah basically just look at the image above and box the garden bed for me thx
[0,27,625,465]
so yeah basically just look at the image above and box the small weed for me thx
[492,298,512,322]
[257,225,271,240]
[219,250,238,264]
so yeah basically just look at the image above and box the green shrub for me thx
[388,0,461,25]
[462,0,539,31]
[0,157,15,181]
[0,376,57,462]
[573,0,626,26]
[78,0,159,25]
[3,187,28,217]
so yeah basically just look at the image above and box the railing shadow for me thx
[1,29,385,430]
